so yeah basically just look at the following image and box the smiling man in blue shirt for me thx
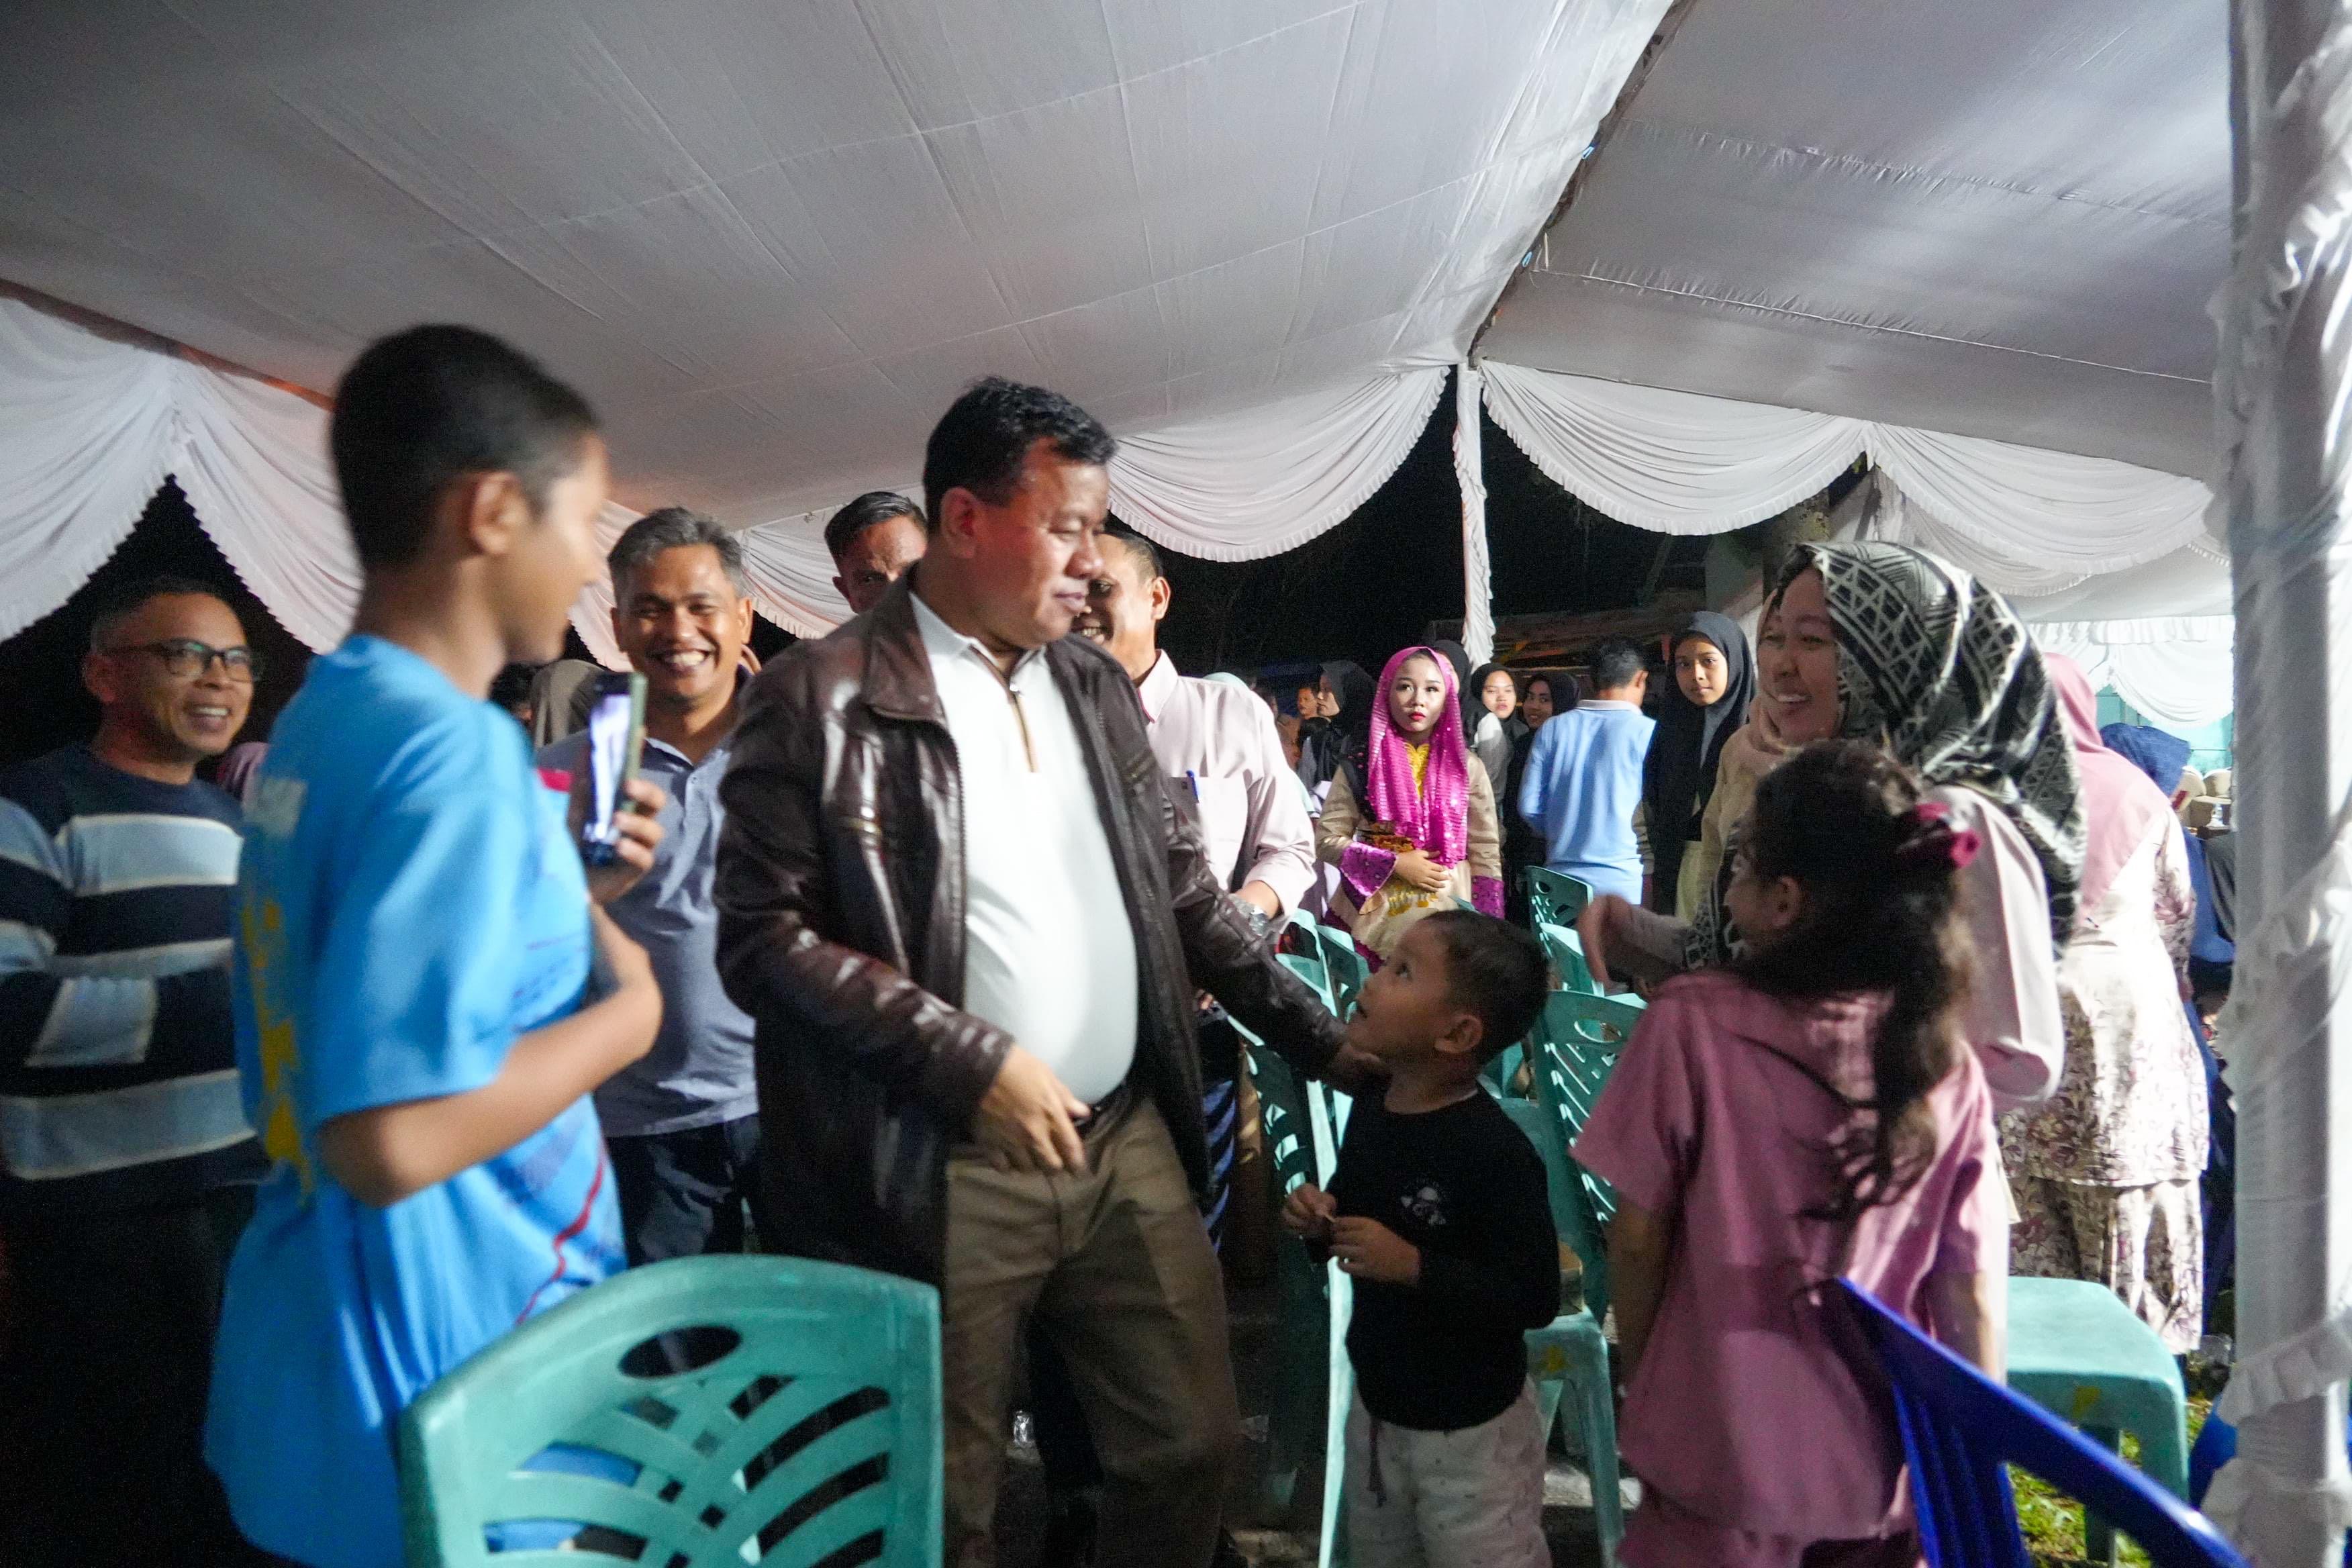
[541,507,769,1263]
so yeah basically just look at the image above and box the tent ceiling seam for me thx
[1591,117,2231,232]
[1547,271,2211,387]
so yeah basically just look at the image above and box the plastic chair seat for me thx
[2006,1275,2190,1498]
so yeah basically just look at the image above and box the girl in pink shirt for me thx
[1575,741,2006,1568]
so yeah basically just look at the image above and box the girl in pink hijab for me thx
[1314,646,1504,963]
[2004,654,2208,1351]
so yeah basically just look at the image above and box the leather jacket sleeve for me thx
[1137,697,1347,1081]
[714,654,1011,1128]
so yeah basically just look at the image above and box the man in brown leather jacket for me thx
[715,377,1366,1568]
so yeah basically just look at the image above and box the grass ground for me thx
[2016,1387,2217,1565]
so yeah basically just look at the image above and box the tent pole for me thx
[2212,0,2352,1559]
[1456,363,1495,666]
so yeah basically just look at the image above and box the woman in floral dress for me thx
[2004,656,2208,1351]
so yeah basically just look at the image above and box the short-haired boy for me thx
[1283,910,1559,1568]
[205,326,667,1568]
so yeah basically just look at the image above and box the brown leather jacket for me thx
[714,576,1345,1285]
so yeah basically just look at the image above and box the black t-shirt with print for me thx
[1326,1090,1561,1430]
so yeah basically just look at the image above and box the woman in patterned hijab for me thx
[1751,541,2085,944]
[1589,540,2083,1110]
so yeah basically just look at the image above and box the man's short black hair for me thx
[488,661,540,718]
[607,506,747,598]
[822,491,926,565]
[1418,910,1549,1063]
[87,575,233,651]
[922,377,1116,532]
[1589,637,1648,693]
[330,324,598,570]
[1099,521,1164,583]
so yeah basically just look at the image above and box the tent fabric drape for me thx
[0,297,182,642]
[1478,359,2216,571]
[1108,366,1450,562]
[2026,622,2235,730]
[173,357,362,656]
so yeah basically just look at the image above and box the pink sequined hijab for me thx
[1363,645,1474,867]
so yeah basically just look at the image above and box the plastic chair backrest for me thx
[399,1255,943,1568]
[1536,921,1597,993]
[1312,923,1369,1019]
[1248,1042,1322,1195]
[1524,867,1595,929]
[1497,1095,1583,1293]
[1277,950,1333,1015]
[1828,1280,2247,1568]
[1529,989,1643,1317]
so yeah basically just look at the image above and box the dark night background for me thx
[0,371,1715,769]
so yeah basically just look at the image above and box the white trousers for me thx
[1342,1381,1550,1568]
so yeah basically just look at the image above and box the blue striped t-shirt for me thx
[0,742,265,1216]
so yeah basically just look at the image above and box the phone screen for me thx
[580,673,646,865]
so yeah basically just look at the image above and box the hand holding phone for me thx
[585,777,668,906]
[579,672,648,866]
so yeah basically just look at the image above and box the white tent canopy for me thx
[1479,0,2228,482]
[1470,0,2236,724]
[0,0,1668,636]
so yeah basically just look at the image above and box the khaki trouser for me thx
[942,1095,1239,1568]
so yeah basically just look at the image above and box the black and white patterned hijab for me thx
[1686,541,2084,965]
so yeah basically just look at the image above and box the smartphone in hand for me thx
[579,671,648,867]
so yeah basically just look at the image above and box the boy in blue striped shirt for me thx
[0,575,270,1567]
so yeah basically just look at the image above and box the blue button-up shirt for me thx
[538,726,756,1137]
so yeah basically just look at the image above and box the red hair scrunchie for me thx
[1895,799,1981,873]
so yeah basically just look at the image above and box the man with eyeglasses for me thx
[0,574,271,1567]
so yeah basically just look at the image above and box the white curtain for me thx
[1109,366,1449,562]
[734,511,857,638]
[2030,622,2235,731]
[174,361,360,655]
[1479,359,2215,569]
[0,299,180,642]
[1479,360,1865,534]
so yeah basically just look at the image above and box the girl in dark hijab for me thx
[1467,660,1526,796]
[1297,659,1375,794]
[1640,611,1755,914]
[1426,639,1477,742]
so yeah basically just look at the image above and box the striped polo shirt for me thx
[0,742,265,1216]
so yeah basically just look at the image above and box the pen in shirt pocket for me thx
[1186,769,1199,800]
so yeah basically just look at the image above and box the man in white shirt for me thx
[718,379,1368,1568]
[1019,524,1318,1566]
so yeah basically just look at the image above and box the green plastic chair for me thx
[1537,921,1598,994]
[1528,989,1647,1316]
[2006,1275,2192,1563]
[1311,922,1369,1020]
[1524,867,1596,931]
[398,1255,942,1568]
[1244,1041,1353,1567]
[1279,948,1334,1015]
[1498,1095,1625,1566]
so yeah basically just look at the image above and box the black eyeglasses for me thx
[111,640,262,682]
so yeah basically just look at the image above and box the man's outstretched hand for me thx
[1320,1043,1387,1097]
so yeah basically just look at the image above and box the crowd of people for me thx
[0,320,2239,1568]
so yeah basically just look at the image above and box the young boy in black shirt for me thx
[1283,910,1559,1567]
